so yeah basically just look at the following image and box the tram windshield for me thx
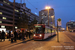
[34,25,42,34]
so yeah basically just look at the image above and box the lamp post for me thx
[45,6,51,26]
[13,0,15,32]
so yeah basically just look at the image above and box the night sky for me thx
[9,0,75,28]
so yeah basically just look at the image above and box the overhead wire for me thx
[26,0,39,11]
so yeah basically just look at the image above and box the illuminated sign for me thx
[1,26,5,28]
[35,26,41,27]
[15,27,18,29]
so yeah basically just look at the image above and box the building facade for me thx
[0,0,39,30]
[39,8,55,27]
[20,3,39,23]
[19,3,39,29]
[66,21,75,32]
[0,0,20,30]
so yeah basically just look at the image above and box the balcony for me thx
[0,14,18,20]
[0,10,18,17]
[0,23,13,26]
[0,19,14,23]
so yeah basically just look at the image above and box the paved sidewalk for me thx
[0,32,75,50]
[0,38,32,50]
[34,32,75,50]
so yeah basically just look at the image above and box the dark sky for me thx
[9,0,75,28]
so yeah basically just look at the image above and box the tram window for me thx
[48,29,50,33]
[45,28,47,33]
[35,27,42,34]
[45,28,51,33]
[46,28,48,33]
[52,30,54,33]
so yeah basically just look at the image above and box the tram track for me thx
[65,32,75,42]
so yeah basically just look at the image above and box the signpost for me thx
[58,18,61,26]
[57,18,61,42]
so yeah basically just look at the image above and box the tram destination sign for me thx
[35,26,41,27]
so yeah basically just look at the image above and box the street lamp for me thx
[45,6,51,26]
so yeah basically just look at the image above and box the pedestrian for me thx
[1,30,5,41]
[0,31,2,42]
[25,31,29,39]
[29,31,31,39]
[11,31,14,43]
[9,30,11,41]
[22,30,25,42]
[19,31,22,40]
[14,30,18,42]
[27,30,31,39]
[29,31,33,39]
[18,31,20,40]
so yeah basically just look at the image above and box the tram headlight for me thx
[34,34,36,36]
[39,34,42,37]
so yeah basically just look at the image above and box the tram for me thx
[33,24,56,40]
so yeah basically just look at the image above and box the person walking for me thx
[14,30,18,42]
[0,31,2,42]
[11,31,14,43]
[22,30,25,42]
[29,31,31,39]
[19,31,22,40]
[2,30,5,41]
[9,30,11,41]
[25,31,28,39]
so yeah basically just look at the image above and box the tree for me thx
[30,17,38,29]
[17,12,30,29]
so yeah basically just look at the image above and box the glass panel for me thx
[0,12,2,15]
[34,26,42,34]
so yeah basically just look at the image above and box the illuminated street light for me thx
[45,6,51,9]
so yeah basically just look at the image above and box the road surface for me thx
[0,31,75,50]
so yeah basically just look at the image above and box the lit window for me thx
[3,1,10,5]
[1,26,5,28]
[19,17,21,19]
[15,9,19,12]
[15,27,18,29]
[0,21,2,23]
[3,1,7,3]
[42,13,44,15]
[0,12,2,15]
[51,15,54,18]
[22,12,24,14]
[3,17,6,19]
[7,3,10,5]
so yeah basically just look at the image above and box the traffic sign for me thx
[58,18,61,22]
[57,18,61,26]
